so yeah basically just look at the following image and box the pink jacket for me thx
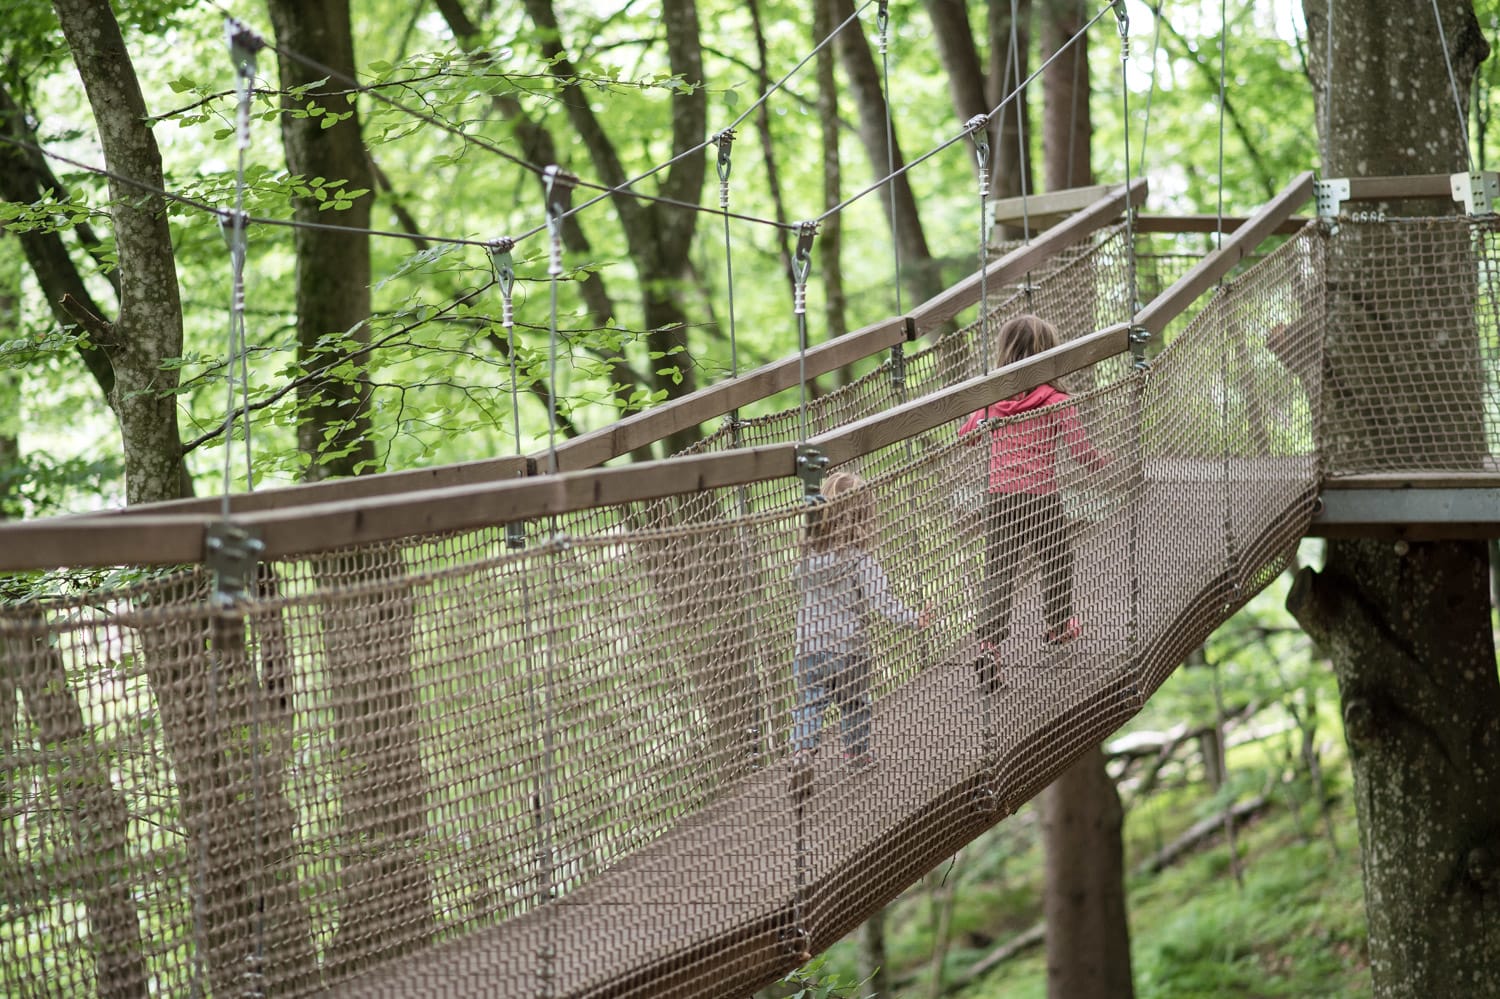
[958,384,1104,495]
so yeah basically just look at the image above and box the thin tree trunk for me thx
[49,0,186,504]
[268,2,435,970]
[520,0,707,457]
[748,0,797,301]
[266,0,378,481]
[830,0,943,305]
[7,631,149,998]
[816,0,849,385]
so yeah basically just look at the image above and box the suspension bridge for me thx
[2,167,1498,998]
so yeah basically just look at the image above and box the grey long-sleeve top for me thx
[795,548,920,659]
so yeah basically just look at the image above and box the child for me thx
[792,471,927,773]
[958,314,1108,691]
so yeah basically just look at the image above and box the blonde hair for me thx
[994,314,1060,369]
[806,470,877,552]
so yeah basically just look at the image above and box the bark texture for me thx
[1296,2,1500,995]
[50,0,186,504]
[1038,746,1134,999]
[831,0,943,305]
[266,0,377,481]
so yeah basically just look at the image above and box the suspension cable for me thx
[816,3,1114,225]
[543,166,573,473]
[1430,0,1476,171]
[1008,0,1033,243]
[876,0,904,317]
[967,114,993,374]
[1137,2,1164,180]
[792,221,817,444]
[1111,0,1144,364]
[1216,0,1228,251]
[222,21,261,515]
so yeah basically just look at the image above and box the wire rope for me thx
[1429,0,1476,171]
[877,0,904,317]
[816,2,1113,226]
[1008,0,1033,243]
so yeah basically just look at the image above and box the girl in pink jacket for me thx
[958,314,1107,691]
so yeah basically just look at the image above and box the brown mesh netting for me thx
[2,215,1493,997]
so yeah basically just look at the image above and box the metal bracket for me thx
[1127,324,1151,369]
[889,341,907,392]
[205,521,263,606]
[795,445,828,503]
[1315,178,1350,221]
[505,522,527,549]
[1451,170,1500,216]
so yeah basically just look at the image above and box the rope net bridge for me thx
[2,176,1498,998]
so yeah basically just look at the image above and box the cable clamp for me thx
[889,341,907,391]
[876,0,891,52]
[542,167,575,278]
[1450,170,1500,217]
[217,209,251,257]
[1110,0,1130,41]
[224,18,265,79]
[965,115,991,198]
[795,445,828,503]
[205,521,263,608]
[713,128,735,184]
[505,522,527,549]
[1128,324,1151,369]
[792,220,818,315]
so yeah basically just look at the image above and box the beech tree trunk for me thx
[520,0,707,457]
[50,0,186,505]
[831,0,943,305]
[267,0,377,480]
[1294,3,1500,996]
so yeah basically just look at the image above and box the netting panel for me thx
[0,226,1360,999]
[1322,216,1500,473]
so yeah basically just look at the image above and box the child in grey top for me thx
[792,471,927,768]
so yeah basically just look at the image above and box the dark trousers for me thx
[978,491,1074,647]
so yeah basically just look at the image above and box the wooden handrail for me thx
[0,327,1133,568]
[78,181,1143,522]
[1135,172,1315,335]
[909,178,1146,331]
[1,174,1335,571]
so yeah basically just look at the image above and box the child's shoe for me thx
[1046,617,1082,646]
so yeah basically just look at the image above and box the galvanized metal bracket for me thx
[795,445,829,503]
[1314,178,1351,223]
[1128,324,1151,370]
[205,521,263,606]
[1450,170,1500,216]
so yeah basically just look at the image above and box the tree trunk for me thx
[50,0,186,504]
[1295,3,1500,996]
[268,2,435,970]
[1041,0,1089,197]
[830,0,943,305]
[989,0,1033,238]
[266,0,377,481]
[520,0,707,457]
[1038,746,1134,999]
[816,0,849,382]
